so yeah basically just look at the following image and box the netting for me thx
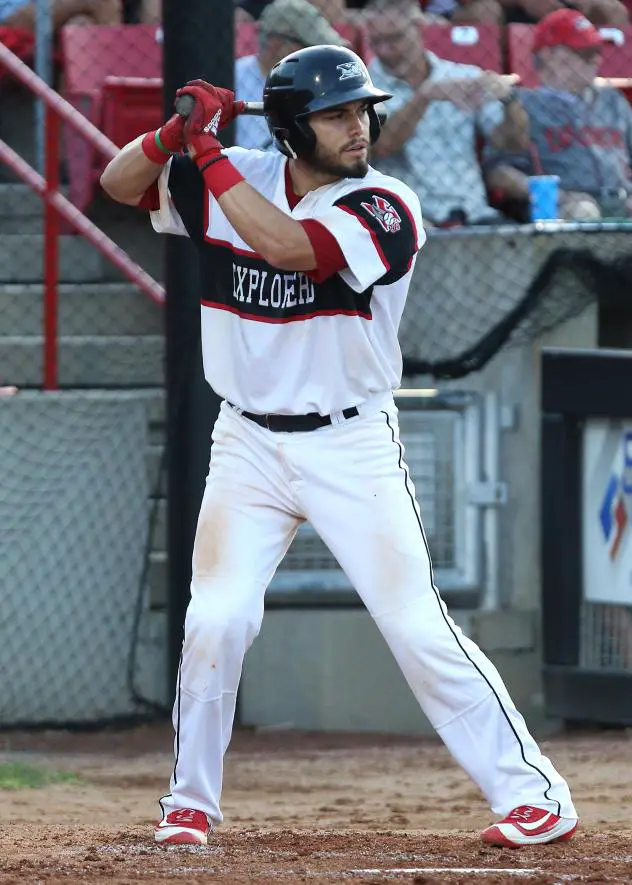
[401,232,632,379]
[0,392,166,727]
[580,602,632,672]
[2,0,632,727]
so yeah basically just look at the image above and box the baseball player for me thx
[100,44,578,849]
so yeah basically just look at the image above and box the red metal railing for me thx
[0,41,165,390]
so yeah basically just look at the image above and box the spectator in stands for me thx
[0,0,121,30]
[500,0,628,27]
[235,0,346,150]
[0,0,121,82]
[483,10,632,220]
[235,0,349,23]
[423,0,505,25]
[365,0,520,226]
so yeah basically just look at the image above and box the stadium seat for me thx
[507,23,632,86]
[0,26,35,81]
[362,22,502,70]
[101,77,163,149]
[60,24,162,211]
[422,23,503,71]
[235,20,258,57]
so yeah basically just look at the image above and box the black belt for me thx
[231,404,359,433]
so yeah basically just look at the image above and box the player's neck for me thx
[289,159,340,196]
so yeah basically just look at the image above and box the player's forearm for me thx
[217,181,317,271]
[100,136,164,206]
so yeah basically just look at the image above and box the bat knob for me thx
[175,94,196,118]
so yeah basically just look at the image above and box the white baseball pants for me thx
[159,395,576,825]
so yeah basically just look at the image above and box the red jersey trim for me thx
[137,182,160,211]
[201,299,371,323]
[299,219,347,283]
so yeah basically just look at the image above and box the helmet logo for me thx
[337,61,364,81]
[360,195,402,233]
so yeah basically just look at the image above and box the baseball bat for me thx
[175,95,264,118]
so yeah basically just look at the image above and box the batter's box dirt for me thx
[0,725,631,884]
[1,830,631,884]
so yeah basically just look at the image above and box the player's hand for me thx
[178,80,245,132]
[158,112,187,154]
[176,81,245,163]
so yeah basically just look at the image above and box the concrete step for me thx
[2,335,164,386]
[0,235,123,283]
[0,282,164,337]
[0,184,66,218]
[0,184,72,233]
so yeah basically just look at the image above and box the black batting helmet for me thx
[263,44,392,159]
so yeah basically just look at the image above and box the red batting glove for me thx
[141,112,186,165]
[176,81,245,198]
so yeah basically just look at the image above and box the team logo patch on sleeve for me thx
[360,194,402,233]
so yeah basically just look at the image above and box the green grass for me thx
[0,761,83,790]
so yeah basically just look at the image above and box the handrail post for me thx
[43,103,60,390]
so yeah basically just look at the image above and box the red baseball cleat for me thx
[481,805,578,847]
[154,807,210,845]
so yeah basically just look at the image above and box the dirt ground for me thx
[0,722,631,884]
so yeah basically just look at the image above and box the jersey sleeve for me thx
[149,154,205,241]
[314,186,425,292]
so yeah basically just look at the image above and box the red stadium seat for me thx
[60,24,162,211]
[0,26,35,80]
[101,77,163,148]
[235,21,258,57]
[507,23,632,86]
[422,23,503,71]
[362,23,502,70]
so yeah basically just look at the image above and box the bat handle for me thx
[174,95,264,119]
[175,94,196,118]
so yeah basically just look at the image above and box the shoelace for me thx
[507,806,537,822]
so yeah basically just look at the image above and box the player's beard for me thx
[309,141,369,179]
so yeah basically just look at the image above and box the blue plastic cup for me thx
[528,176,560,221]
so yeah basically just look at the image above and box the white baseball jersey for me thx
[150,147,425,415]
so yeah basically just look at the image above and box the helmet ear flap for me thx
[271,125,294,158]
[368,104,382,145]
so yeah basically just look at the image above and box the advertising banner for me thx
[583,419,632,605]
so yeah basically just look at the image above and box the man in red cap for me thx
[483,9,632,220]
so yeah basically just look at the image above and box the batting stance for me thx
[101,44,577,849]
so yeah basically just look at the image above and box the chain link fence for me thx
[2,0,632,724]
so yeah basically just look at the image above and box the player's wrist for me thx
[158,113,186,152]
[198,154,245,199]
[141,130,178,165]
